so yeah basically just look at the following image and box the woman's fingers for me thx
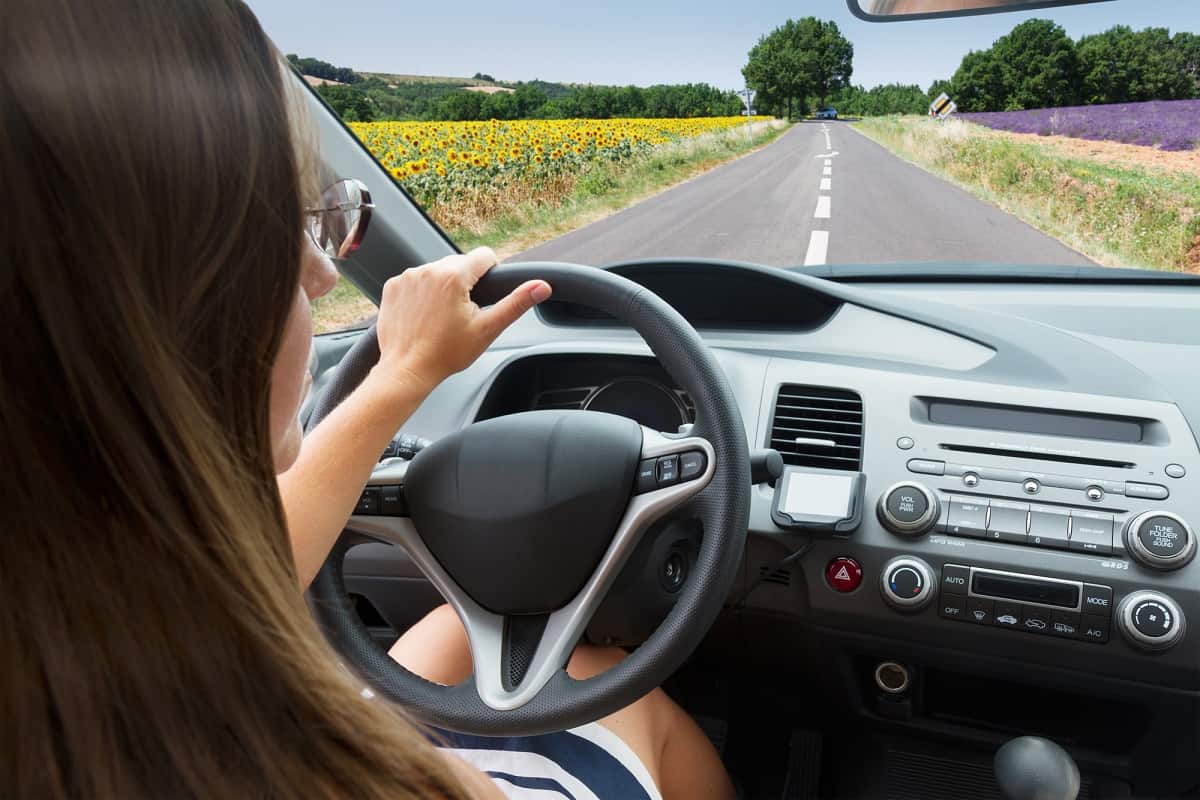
[373,250,550,393]
[477,280,552,339]
[458,246,501,286]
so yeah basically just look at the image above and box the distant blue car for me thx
[815,107,838,120]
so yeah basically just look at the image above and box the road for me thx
[513,121,1094,268]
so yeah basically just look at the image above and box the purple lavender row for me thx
[958,99,1200,152]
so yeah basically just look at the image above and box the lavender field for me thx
[959,99,1200,152]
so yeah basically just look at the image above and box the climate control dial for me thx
[1117,591,1186,652]
[877,482,940,536]
[1123,511,1195,570]
[880,556,935,612]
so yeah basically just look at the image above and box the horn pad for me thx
[404,411,643,615]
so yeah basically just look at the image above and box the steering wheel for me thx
[307,262,750,737]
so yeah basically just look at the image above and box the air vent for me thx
[533,386,595,411]
[758,566,792,587]
[769,384,863,471]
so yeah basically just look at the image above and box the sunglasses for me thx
[305,178,373,259]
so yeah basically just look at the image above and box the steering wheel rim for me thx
[307,262,750,737]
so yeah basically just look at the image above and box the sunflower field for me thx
[348,116,772,229]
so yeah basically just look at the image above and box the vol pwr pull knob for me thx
[878,483,940,536]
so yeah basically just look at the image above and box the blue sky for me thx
[248,0,1199,92]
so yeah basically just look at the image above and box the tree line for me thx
[286,55,360,85]
[741,17,1200,119]
[290,57,747,122]
[939,21,1200,112]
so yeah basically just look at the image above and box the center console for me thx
[753,366,1200,692]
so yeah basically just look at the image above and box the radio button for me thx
[1069,512,1115,555]
[1082,584,1113,613]
[967,597,995,625]
[1050,612,1083,640]
[1028,508,1071,550]
[986,500,1029,544]
[1082,616,1110,644]
[906,458,944,476]
[947,497,988,539]
[1126,482,1169,501]
[941,564,970,594]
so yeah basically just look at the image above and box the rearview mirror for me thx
[847,0,1114,22]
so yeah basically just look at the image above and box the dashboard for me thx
[323,260,1200,795]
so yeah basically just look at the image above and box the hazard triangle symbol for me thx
[834,566,851,581]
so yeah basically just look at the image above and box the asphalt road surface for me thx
[513,121,1094,269]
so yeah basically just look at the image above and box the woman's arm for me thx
[279,248,550,587]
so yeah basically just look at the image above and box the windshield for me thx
[248,0,1200,332]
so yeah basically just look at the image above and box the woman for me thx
[0,0,734,797]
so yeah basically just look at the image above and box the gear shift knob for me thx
[995,736,1080,800]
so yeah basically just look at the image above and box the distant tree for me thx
[435,90,486,121]
[948,20,1078,111]
[316,83,373,121]
[288,54,360,84]
[950,49,1008,112]
[1078,26,1192,104]
[1176,32,1200,98]
[831,83,927,116]
[514,84,549,117]
[472,72,496,82]
[481,91,521,120]
[993,19,1080,110]
[743,18,853,118]
[926,79,953,105]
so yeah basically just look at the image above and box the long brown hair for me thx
[0,1,467,797]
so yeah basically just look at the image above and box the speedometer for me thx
[583,378,688,432]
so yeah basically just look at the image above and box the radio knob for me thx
[877,482,940,536]
[1117,591,1186,652]
[1123,511,1196,570]
[880,556,935,612]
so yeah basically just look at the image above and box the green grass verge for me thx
[313,121,790,333]
[447,121,789,253]
[852,116,1200,272]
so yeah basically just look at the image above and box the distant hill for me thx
[290,56,745,122]
[359,71,498,87]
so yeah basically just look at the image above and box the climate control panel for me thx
[918,562,1188,652]
[937,564,1113,644]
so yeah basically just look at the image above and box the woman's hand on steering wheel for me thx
[373,247,552,396]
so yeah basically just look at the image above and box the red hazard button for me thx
[826,557,863,593]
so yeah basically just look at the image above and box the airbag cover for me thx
[405,411,643,614]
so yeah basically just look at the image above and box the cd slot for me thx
[939,444,1134,470]
[969,568,1082,611]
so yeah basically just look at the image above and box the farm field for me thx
[313,116,784,332]
[959,99,1200,152]
[346,116,775,236]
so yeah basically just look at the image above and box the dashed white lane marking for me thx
[804,230,830,266]
[814,195,831,219]
[820,177,832,191]
[823,166,832,176]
